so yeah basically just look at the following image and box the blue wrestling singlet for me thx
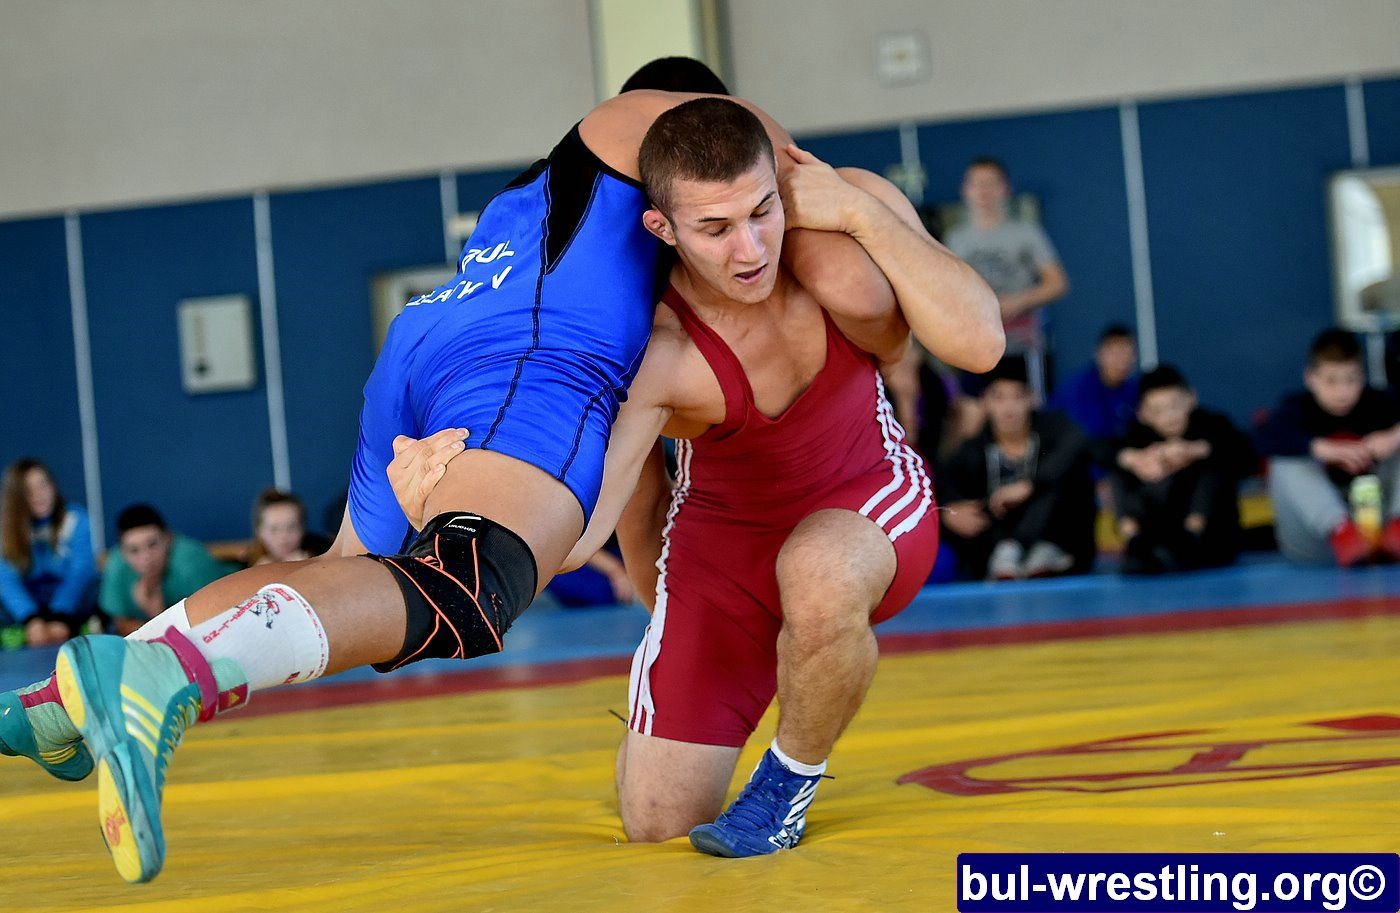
[349,124,665,553]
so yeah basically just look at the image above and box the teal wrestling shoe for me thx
[56,630,248,883]
[0,675,93,781]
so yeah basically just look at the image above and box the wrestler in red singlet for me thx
[628,285,938,747]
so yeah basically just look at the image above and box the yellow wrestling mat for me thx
[3,614,1398,912]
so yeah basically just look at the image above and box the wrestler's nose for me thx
[734,224,763,263]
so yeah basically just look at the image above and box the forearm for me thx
[845,191,1003,372]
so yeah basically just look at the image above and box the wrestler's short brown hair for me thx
[639,97,774,216]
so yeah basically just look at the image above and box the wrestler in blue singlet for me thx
[349,125,664,553]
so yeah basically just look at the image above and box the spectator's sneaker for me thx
[0,674,92,781]
[1330,519,1374,568]
[986,540,1024,581]
[688,749,823,858]
[56,630,247,883]
[1023,541,1074,578]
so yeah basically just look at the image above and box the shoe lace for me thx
[717,774,787,832]
[155,697,201,781]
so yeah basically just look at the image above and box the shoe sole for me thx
[56,639,166,883]
[689,826,745,858]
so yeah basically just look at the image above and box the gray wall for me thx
[3,0,1400,217]
[0,0,596,217]
[729,0,1400,129]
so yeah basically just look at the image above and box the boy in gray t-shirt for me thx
[946,157,1068,398]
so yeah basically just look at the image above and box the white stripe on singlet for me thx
[626,438,693,735]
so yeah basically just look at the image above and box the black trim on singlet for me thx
[560,121,645,190]
[542,124,631,272]
[479,122,647,452]
[502,157,548,192]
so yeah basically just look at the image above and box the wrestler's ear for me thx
[642,208,677,246]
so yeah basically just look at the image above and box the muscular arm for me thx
[559,344,675,572]
[781,148,1004,372]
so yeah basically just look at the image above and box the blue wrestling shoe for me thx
[56,630,247,883]
[689,748,823,858]
[0,675,93,781]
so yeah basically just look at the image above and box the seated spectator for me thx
[1259,328,1400,566]
[101,503,238,636]
[245,488,330,566]
[0,458,98,646]
[939,359,1097,580]
[1112,365,1258,574]
[1050,323,1140,470]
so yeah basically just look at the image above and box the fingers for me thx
[421,427,470,454]
[419,461,447,496]
[392,428,468,466]
[784,143,816,165]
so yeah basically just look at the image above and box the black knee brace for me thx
[368,512,538,672]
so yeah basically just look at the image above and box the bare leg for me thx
[182,450,585,674]
[773,509,895,765]
[617,730,739,842]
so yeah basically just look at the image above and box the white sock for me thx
[125,599,191,641]
[187,584,330,692]
[771,739,827,777]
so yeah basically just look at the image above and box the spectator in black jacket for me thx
[1112,365,1258,574]
[939,359,1097,580]
[1258,328,1400,566]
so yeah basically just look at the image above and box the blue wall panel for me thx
[0,218,85,501]
[82,200,267,542]
[918,107,1135,385]
[1,77,1386,547]
[1364,76,1400,166]
[271,177,444,532]
[794,128,903,174]
[1138,85,1352,425]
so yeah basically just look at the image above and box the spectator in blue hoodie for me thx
[0,458,98,646]
[1050,324,1140,471]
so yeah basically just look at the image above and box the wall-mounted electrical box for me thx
[177,295,258,394]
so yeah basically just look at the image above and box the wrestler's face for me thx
[644,156,784,305]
